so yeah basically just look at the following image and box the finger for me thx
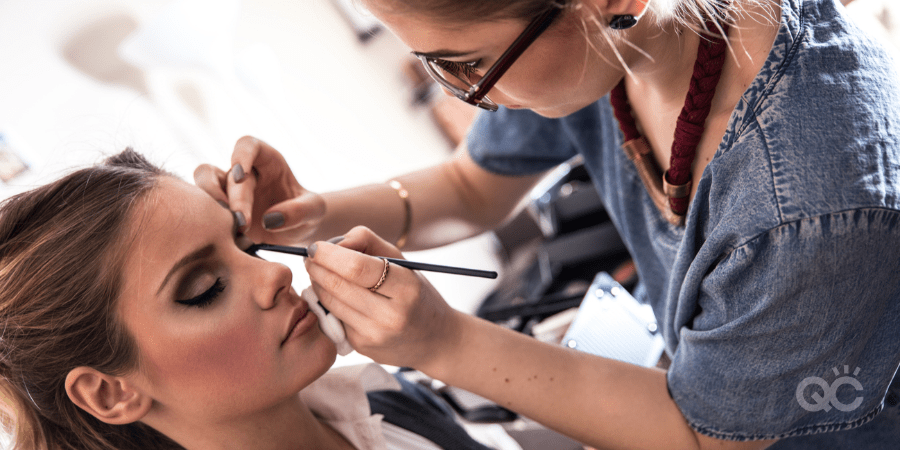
[226,166,258,233]
[338,226,404,260]
[305,258,384,322]
[306,261,411,346]
[230,135,267,184]
[193,164,229,205]
[262,191,326,231]
[231,135,290,185]
[306,278,368,335]
[306,240,415,300]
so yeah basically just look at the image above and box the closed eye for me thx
[176,278,226,308]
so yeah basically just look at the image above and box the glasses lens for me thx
[422,58,499,111]
[425,59,473,92]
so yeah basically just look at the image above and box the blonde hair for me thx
[371,0,769,28]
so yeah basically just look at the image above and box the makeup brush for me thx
[247,243,498,279]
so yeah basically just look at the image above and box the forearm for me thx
[422,310,768,450]
[312,183,414,245]
[314,149,543,250]
[313,174,490,249]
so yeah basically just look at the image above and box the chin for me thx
[314,328,339,367]
[291,335,338,394]
[323,339,338,366]
[529,106,573,119]
[529,99,596,118]
[302,328,340,376]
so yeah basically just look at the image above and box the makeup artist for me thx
[194,0,900,448]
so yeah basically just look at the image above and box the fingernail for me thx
[327,236,345,244]
[217,200,229,209]
[232,164,245,183]
[233,211,247,230]
[307,243,318,258]
[235,234,254,251]
[263,212,285,230]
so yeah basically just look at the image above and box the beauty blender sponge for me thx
[302,287,353,356]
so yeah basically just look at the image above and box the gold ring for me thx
[369,258,390,292]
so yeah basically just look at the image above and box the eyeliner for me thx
[248,243,498,279]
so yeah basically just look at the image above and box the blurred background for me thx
[0,0,898,447]
[0,0,494,355]
[0,0,897,378]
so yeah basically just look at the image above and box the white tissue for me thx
[302,287,353,356]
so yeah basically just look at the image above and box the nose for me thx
[254,259,293,310]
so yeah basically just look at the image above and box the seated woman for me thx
[0,149,495,450]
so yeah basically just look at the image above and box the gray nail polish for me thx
[307,243,318,258]
[233,164,245,182]
[233,211,247,230]
[217,200,230,209]
[235,234,254,251]
[263,212,285,230]
[327,236,345,244]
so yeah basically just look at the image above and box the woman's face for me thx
[117,177,336,422]
[365,1,626,118]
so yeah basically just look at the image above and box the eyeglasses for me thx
[416,6,562,112]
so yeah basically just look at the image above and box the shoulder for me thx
[669,207,900,441]
[707,0,900,230]
[466,102,618,176]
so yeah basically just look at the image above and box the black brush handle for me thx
[249,244,498,279]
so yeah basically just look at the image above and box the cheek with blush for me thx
[139,318,272,399]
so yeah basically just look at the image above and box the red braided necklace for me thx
[609,20,730,226]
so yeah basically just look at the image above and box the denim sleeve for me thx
[465,107,578,175]
[667,208,900,441]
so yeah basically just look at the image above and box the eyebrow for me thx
[411,49,478,59]
[156,244,216,296]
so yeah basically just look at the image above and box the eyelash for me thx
[174,233,262,308]
[436,59,480,77]
[177,278,226,308]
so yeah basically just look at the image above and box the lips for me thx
[281,302,311,346]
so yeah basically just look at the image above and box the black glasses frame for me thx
[417,6,563,111]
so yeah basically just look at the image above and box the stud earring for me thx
[609,14,639,30]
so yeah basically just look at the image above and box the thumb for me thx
[334,226,404,260]
[261,191,326,231]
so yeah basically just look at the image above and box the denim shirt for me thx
[466,0,900,446]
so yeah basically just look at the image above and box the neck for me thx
[627,21,701,108]
[611,0,781,217]
[621,1,782,145]
[625,0,781,111]
[145,395,355,450]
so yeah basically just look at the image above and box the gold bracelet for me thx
[388,180,411,249]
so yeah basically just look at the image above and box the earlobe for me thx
[601,0,650,29]
[602,0,650,16]
[65,367,152,425]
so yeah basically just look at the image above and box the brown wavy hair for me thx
[0,149,183,449]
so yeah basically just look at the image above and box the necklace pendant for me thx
[663,173,692,217]
[622,137,686,227]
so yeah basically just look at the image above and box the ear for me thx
[65,367,152,425]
